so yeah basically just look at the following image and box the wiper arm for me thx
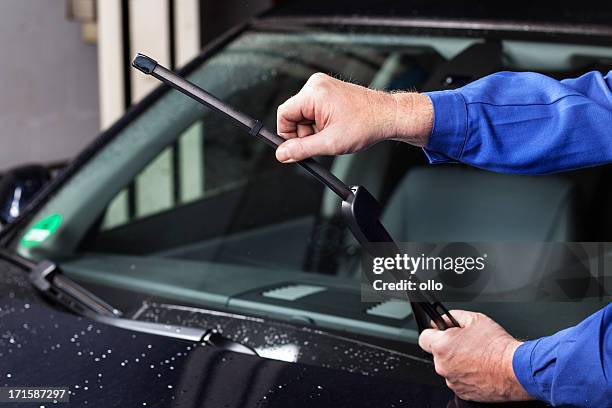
[3,252,257,355]
[93,314,257,356]
[132,54,459,332]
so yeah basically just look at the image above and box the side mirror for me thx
[0,165,51,225]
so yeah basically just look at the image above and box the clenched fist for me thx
[419,310,533,402]
[275,73,434,163]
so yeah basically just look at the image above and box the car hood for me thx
[0,297,461,407]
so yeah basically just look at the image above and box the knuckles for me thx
[306,72,333,94]
[307,72,330,85]
[276,99,292,117]
[470,312,488,324]
[430,336,451,358]
[435,362,450,378]
[473,312,487,320]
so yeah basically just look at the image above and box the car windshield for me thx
[15,26,612,344]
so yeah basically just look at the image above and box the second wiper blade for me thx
[25,257,258,355]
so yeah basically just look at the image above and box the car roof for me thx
[266,0,611,27]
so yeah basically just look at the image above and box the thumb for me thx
[275,129,337,163]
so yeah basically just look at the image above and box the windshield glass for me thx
[16,27,612,344]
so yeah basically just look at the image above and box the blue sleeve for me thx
[512,304,611,407]
[423,70,612,174]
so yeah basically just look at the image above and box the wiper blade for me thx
[29,260,122,318]
[8,253,257,355]
[132,54,351,200]
[132,53,459,332]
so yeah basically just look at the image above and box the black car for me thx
[0,1,611,406]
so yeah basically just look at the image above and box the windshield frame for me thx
[253,15,612,45]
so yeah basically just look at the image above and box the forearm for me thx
[398,70,612,174]
[512,304,611,407]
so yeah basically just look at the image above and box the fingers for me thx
[418,328,446,354]
[431,316,454,330]
[297,123,315,138]
[427,310,478,331]
[277,91,315,139]
[276,89,332,162]
[431,310,466,330]
[444,310,479,327]
[275,128,336,163]
[275,72,381,162]
[431,309,478,329]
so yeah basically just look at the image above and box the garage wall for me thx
[0,0,100,172]
[0,0,272,174]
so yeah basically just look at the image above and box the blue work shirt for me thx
[424,70,612,407]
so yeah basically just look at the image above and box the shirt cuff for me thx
[512,339,543,401]
[422,90,468,163]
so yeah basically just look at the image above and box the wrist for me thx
[389,92,434,147]
[502,339,534,401]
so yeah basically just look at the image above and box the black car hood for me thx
[0,297,462,407]
[267,0,611,27]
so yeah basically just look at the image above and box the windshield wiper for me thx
[132,54,459,332]
[0,251,257,355]
[29,260,123,318]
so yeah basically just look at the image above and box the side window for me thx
[102,121,206,229]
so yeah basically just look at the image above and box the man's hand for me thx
[275,73,433,163]
[418,310,533,402]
